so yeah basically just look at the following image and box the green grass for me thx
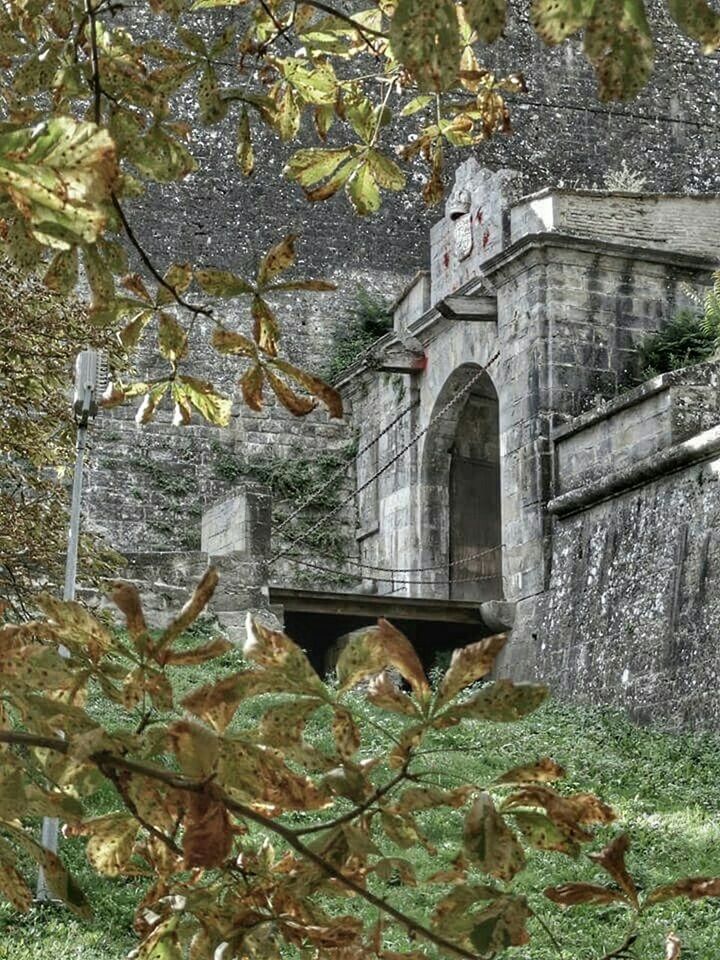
[3,633,720,959]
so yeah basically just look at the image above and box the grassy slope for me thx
[2,632,720,960]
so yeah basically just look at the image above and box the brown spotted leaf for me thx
[647,877,720,905]
[389,0,461,92]
[245,616,326,696]
[265,366,318,416]
[270,357,342,418]
[257,234,296,287]
[367,672,419,717]
[437,633,507,706]
[495,757,565,786]
[668,0,720,53]
[153,567,219,657]
[545,882,629,907]
[183,791,233,868]
[336,619,429,697]
[511,811,581,857]
[332,706,361,759]
[463,792,525,881]
[442,679,548,723]
[67,814,140,878]
[589,833,639,907]
[464,0,506,42]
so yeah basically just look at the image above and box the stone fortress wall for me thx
[336,160,720,728]
[80,3,720,726]
[85,0,720,572]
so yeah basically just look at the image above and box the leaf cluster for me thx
[0,258,119,615]
[1,0,718,434]
[0,573,719,958]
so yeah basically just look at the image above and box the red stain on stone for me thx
[482,229,490,249]
[443,251,450,268]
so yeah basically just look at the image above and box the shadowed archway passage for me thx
[420,363,503,602]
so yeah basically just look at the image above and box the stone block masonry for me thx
[85,0,720,577]
[336,160,720,729]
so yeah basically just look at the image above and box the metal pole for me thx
[37,417,88,900]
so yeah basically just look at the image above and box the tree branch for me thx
[0,729,478,960]
[301,0,386,39]
[293,766,409,836]
[110,195,214,320]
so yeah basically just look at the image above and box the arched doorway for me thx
[420,364,503,601]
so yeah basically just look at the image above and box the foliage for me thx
[1,573,720,959]
[0,0,718,432]
[325,288,393,382]
[4,695,720,959]
[638,298,720,379]
[0,259,119,616]
[603,160,648,192]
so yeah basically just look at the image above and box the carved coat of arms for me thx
[446,187,473,261]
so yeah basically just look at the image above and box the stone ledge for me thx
[552,359,720,442]
[548,424,720,517]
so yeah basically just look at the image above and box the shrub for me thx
[638,309,716,379]
[325,288,393,381]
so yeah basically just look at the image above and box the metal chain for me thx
[281,543,503,575]
[277,554,502,586]
[269,351,500,566]
[275,398,419,533]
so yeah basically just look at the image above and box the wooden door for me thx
[449,454,502,601]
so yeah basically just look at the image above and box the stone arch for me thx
[419,364,503,601]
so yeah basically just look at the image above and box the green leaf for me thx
[198,67,228,124]
[236,107,254,176]
[669,0,720,52]
[531,0,594,43]
[400,95,433,116]
[157,262,192,306]
[274,83,301,141]
[276,57,337,105]
[463,793,526,881]
[366,149,406,191]
[128,127,197,182]
[583,0,654,101]
[346,160,381,215]
[464,0,507,42]
[284,148,353,190]
[389,0,461,92]
[195,267,254,297]
[175,376,232,425]
[0,118,117,247]
[158,312,187,364]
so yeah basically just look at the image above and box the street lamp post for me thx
[37,349,108,901]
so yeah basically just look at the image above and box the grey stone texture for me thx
[85,0,720,569]
[337,160,720,727]
[76,5,720,726]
